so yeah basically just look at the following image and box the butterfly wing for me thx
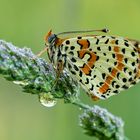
[60,35,140,99]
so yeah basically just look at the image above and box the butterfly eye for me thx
[48,34,57,44]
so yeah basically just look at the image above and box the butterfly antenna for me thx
[57,28,109,36]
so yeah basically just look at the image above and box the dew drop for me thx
[93,122,96,127]
[13,80,28,86]
[79,107,82,111]
[39,92,57,107]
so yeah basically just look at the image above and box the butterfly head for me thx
[45,30,58,64]
[45,30,57,44]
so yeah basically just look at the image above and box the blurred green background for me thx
[0,0,140,139]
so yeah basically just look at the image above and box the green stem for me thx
[72,100,90,110]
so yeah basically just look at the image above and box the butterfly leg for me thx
[32,47,48,60]
[51,60,64,89]
[56,60,64,80]
[33,43,49,59]
[36,47,48,57]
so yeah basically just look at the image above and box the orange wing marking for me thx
[77,39,90,49]
[55,38,66,46]
[77,39,97,75]
[99,46,124,94]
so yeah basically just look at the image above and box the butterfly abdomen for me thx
[129,39,140,80]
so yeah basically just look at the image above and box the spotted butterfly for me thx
[44,29,140,100]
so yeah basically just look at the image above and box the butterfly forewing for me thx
[60,35,140,99]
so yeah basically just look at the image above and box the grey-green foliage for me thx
[0,40,79,103]
[80,105,128,140]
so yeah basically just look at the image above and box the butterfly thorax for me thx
[45,30,66,68]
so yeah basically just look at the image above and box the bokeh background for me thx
[0,0,140,139]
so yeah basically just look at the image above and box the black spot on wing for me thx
[57,48,61,58]
[93,75,97,78]
[131,62,135,66]
[123,67,128,72]
[122,48,126,54]
[112,54,115,58]
[115,85,120,88]
[66,40,70,45]
[87,39,90,47]
[73,65,79,71]
[68,63,72,69]
[101,95,106,99]
[105,38,109,44]
[99,82,104,86]
[102,36,106,38]
[69,51,74,55]
[108,46,111,51]
[124,58,128,63]
[113,90,119,94]
[71,57,77,62]
[117,73,120,79]
[70,46,75,50]
[97,46,101,51]
[124,42,129,47]
[79,70,83,77]
[129,71,132,75]
[111,36,116,39]
[134,68,137,73]
[115,40,119,45]
[122,85,129,89]
[102,73,106,79]
[79,79,83,83]
[85,78,89,84]
[128,77,133,82]
[108,67,112,72]
[77,36,82,39]
[96,38,99,45]
[131,52,135,56]
[131,81,137,85]
[64,46,69,52]
[90,84,94,91]
[112,81,116,87]
[96,56,99,61]
[106,59,109,62]
[70,70,76,75]
[122,78,127,83]
[114,61,117,66]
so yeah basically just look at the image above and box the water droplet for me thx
[13,81,28,85]
[39,92,57,107]
[79,107,82,111]
[93,122,96,127]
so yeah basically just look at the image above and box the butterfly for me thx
[41,28,140,101]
